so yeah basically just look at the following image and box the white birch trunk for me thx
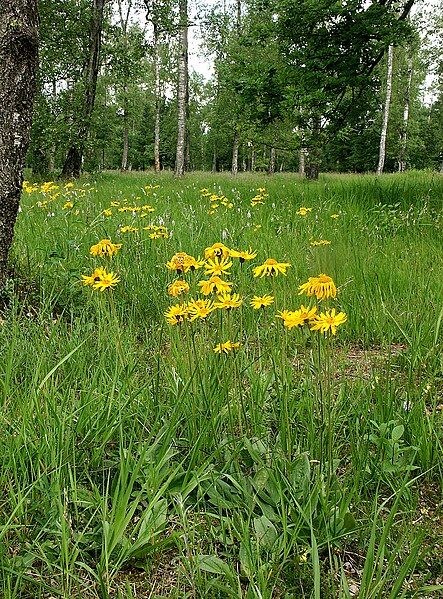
[174,0,188,177]
[377,45,394,175]
[231,131,239,175]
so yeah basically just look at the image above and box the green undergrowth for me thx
[0,170,442,597]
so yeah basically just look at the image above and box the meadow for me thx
[1,170,442,598]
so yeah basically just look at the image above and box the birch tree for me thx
[174,0,188,177]
[0,0,39,286]
[377,45,394,175]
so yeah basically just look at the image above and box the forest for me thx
[28,0,443,178]
[0,1,442,598]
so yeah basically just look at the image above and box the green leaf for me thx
[254,515,278,548]
[196,555,234,578]
[391,425,404,442]
[343,511,357,531]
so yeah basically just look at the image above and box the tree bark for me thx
[299,148,306,177]
[251,149,256,172]
[174,0,188,177]
[231,131,239,175]
[0,0,39,287]
[268,146,276,174]
[153,21,161,172]
[398,50,413,172]
[61,0,105,178]
[121,92,129,171]
[377,45,394,175]
[212,146,217,172]
[306,117,321,180]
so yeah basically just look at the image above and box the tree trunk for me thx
[174,0,188,177]
[61,0,105,178]
[231,131,239,175]
[306,117,321,180]
[0,0,39,287]
[153,22,161,172]
[251,149,256,172]
[377,45,394,175]
[212,146,217,172]
[268,147,276,174]
[299,148,305,177]
[398,51,413,172]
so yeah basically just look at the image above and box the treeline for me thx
[27,0,443,178]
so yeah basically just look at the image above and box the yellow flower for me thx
[229,248,257,262]
[103,209,113,217]
[310,239,331,247]
[331,214,340,219]
[253,258,291,278]
[120,226,138,233]
[81,268,120,291]
[111,201,120,207]
[166,252,204,273]
[165,303,189,325]
[199,188,209,193]
[250,295,274,309]
[276,310,305,329]
[298,274,337,300]
[81,267,106,287]
[198,276,232,296]
[204,243,230,259]
[213,340,241,354]
[92,270,120,291]
[257,187,266,193]
[168,279,190,297]
[149,231,168,239]
[141,204,155,212]
[64,182,74,189]
[204,256,233,277]
[90,239,122,257]
[214,293,242,310]
[187,298,215,321]
[63,201,74,210]
[296,206,312,216]
[310,308,347,335]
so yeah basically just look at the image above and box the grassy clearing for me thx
[1,170,442,598]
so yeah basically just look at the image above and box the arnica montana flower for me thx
[165,303,188,325]
[204,256,233,276]
[198,276,232,296]
[310,309,347,335]
[277,305,317,329]
[103,209,113,217]
[120,225,138,233]
[63,201,74,210]
[296,206,312,216]
[166,252,204,273]
[187,299,215,321]
[81,268,120,291]
[251,295,274,309]
[204,242,230,259]
[229,248,257,262]
[253,258,291,278]
[90,239,122,257]
[213,340,241,354]
[310,239,331,247]
[214,293,242,310]
[168,279,190,297]
[298,274,337,300]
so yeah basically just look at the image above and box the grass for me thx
[0,170,442,597]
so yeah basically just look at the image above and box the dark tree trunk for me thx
[61,0,105,178]
[306,117,321,180]
[0,0,39,286]
[153,21,161,172]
